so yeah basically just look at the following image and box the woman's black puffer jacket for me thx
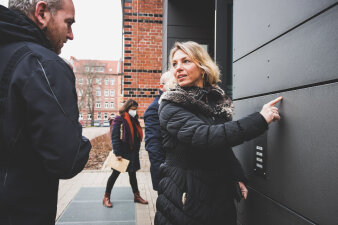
[154,86,268,225]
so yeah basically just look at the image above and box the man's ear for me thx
[33,1,51,29]
[159,83,164,91]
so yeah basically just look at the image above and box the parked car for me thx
[102,120,110,127]
[93,120,101,127]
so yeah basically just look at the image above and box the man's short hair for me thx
[8,0,64,16]
[160,71,175,91]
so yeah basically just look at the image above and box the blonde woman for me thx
[155,41,282,224]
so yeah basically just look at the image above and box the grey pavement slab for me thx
[73,187,134,201]
[57,187,136,225]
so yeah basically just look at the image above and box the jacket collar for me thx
[0,5,52,50]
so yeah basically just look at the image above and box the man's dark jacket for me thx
[0,6,91,225]
[144,93,165,191]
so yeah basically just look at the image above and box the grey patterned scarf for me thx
[160,85,233,119]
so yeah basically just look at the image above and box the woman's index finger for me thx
[268,96,283,106]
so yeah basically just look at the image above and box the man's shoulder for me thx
[24,42,62,62]
[14,42,73,77]
[145,97,160,113]
[3,41,67,68]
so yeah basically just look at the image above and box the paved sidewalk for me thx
[57,131,157,225]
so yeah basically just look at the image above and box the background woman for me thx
[103,99,148,208]
[155,41,282,224]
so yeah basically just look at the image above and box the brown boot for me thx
[134,192,148,204]
[103,192,113,208]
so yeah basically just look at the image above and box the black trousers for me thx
[105,169,139,194]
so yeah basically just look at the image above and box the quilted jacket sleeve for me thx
[159,100,268,149]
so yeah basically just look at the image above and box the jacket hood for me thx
[0,5,51,49]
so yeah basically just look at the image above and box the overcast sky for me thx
[0,0,123,61]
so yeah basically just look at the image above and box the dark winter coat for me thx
[111,115,141,172]
[144,93,165,191]
[154,85,268,225]
[0,6,91,225]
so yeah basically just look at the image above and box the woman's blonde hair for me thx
[169,41,221,86]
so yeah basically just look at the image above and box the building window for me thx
[110,90,115,97]
[79,113,83,120]
[96,78,101,84]
[87,113,92,120]
[97,112,101,119]
[110,102,114,108]
[96,87,101,96]
[78,90,82,97]
[104,90,109,97]
[110,78,115,85]
[96,66,104,72]
[87,78,92,84]
[85,67,95,73]
[104,102,109,108]
[96,102,101,108]
[104,113,108,120]
[105,78,109,85]
[79,78,83,85]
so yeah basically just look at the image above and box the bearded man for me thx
[0,1,91,224]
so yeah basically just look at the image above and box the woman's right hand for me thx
[260,97,283,124]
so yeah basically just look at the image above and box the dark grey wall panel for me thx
[168,0,214,27]
[233,82,338,225]
[162,0,215,70]
[233,0,337,60]
[233,5,338,99]
[167,26,212,39]
[237,187,315,225]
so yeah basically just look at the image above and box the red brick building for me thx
[121,0,163,118]
[71,57,123,126]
